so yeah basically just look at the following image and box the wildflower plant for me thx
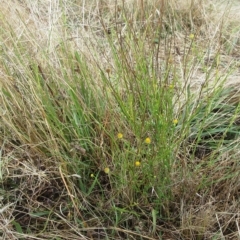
[99,21,179,208]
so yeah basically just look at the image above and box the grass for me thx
[1,0,240,239]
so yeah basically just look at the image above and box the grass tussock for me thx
[1,0,240,239]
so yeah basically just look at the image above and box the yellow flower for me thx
[145,137,151,144]
[90,173,94,178]
[189,33,195,40]
[117,133,123,139]
[135,161,141,167]
[173,119,178,125]
[169,84,174,89]
[104,167,110,174]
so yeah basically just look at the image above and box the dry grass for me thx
[1,0,240,239]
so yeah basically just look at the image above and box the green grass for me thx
[0,0,240,239]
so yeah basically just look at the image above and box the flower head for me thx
[189,33,195,40]
[104,167,110,174]
[145,137,151,144]
[173,119,178,125]
[90,173,94,178]
[117,133,123,139]
[135,161,141,167]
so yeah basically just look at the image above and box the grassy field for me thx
[1,0,240,239]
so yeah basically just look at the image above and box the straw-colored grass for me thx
[1,0,240,239]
